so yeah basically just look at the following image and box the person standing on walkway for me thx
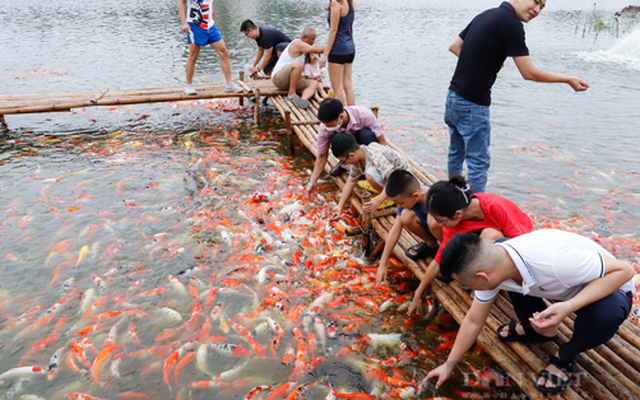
[240,19,291,77]
[179,0,244,95]
[320,0,356,105]
[445,0,589,193]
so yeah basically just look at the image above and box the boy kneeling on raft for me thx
[425,230,634,395]
[376,170,439,285]
[330,133,409,219]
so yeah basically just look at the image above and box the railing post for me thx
[285,110,295,156]
[254,89,260,125]
[371,106,379,119]
[238,72,245,106]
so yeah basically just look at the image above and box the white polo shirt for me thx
[475,229,635,303]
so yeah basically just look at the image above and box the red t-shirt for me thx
[434,192,534,263]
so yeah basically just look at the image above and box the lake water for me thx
[1,0,639,399]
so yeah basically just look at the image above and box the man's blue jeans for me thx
[445,90,491,193]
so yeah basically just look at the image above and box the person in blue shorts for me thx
[178,0,243,95]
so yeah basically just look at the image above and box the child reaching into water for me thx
[304,53,328,87]
[330,133,410,218]
[376,170,440,285]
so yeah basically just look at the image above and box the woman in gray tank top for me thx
[320,0,356,105]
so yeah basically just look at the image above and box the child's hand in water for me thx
[406,295,422,317]
[331,205,343,219]
[376,264,388,285]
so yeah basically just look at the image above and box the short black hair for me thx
[439,233,484,279]
[385,170,421,198]
[318,98,343,122]
[330,133,359,158]
[240,19,257,32]
[426,174,474,218]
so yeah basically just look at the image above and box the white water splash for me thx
[577,26,640,71]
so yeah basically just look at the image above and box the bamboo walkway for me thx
[0,75,279,123]
[3,78,640,400]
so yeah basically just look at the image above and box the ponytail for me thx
[426,175,474,218]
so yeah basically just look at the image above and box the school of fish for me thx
[0,98,637,400]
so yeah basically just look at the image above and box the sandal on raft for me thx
[405,242,439,261]
[497,320,556,343]
[534,356,576,395]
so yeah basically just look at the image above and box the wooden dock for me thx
[2,79,640,400]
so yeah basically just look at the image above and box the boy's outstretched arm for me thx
[407,259,441,316]
[377,217,404,285]
[332,180,357,218]
[305,153,329,199]
[426,298,494,388]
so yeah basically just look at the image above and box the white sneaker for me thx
[225,82,244,93]
[184,84,197,95]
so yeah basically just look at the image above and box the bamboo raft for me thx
[3,79,640,400]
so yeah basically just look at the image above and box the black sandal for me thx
[534,356,576,395]
[405,242,439,261]
[496,321,556,343]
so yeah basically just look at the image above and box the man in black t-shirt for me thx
[445,0,589,194]
[241,19,291,77]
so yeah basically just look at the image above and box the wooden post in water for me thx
[361,194,372,254]
[285,110,295,156]
[239,72,245,106]
[371,106,379,119]
[254,89,260,125]
[575,11,582,34]
[0,114,5,126]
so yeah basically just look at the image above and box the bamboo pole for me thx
[90,88,109,104]
[253,89,260,125]
[292,120,320,126]
[575,10,582,34]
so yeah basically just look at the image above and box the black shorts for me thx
[328,52,355,64]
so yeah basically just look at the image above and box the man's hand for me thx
[319,54,328,69]
[376,264,388,285]
[182,23,191,34]
[567,77,590,92]
[305,181,317,200]
[529,301,572,331]
[406,295,422,317]
[425,361,458,389]
[249,66,259,74]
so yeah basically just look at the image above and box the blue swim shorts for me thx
[187,22,223,46]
